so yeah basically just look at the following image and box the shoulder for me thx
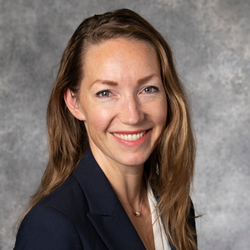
[15,205,83,250]
[35,174,90,219]
[14,176,89,250]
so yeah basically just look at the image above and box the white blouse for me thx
[147,185,171,250]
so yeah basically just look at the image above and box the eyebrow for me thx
[91,79,118,87]
[91,74,159,87]
[137,74,158,85]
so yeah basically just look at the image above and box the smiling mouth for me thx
[112,131,147,141]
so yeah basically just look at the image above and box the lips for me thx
[112,131,146,141]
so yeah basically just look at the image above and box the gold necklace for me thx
[120,196,143,216]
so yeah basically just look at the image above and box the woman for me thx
[14,9,197,250]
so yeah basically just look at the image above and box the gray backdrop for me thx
[0,0,249,249]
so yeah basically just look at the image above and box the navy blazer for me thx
[14,146,196,250]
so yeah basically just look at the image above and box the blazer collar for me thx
[73,146,146,250]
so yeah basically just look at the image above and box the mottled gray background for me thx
[0,0,249,249]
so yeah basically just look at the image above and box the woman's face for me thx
[68,38,167,169]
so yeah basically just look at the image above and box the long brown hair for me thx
[20,9,197,250]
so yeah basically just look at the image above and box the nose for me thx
[118,95,144,125]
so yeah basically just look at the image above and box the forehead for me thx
[83,38,160,81]
[86,37,156,57]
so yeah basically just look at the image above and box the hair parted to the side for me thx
[18,9,197,250]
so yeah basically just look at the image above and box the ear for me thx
[64,88,86,121]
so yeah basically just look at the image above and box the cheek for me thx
[157,109,167,129]
[149,99,167,127]
[85,106,112,134]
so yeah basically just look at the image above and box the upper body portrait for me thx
[14,9,197,250]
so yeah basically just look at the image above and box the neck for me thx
[111,168,145,205]
[91,146,145,206]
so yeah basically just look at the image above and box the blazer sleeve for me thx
[14,205,83,250]
[188,199,197,245]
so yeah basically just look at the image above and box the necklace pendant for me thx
[135,212,141,216]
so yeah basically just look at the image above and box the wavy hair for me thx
[19,9,197,250]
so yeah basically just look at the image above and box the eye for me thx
[142,86,159,93]
[96,90,111,98]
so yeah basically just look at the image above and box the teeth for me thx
[113,131,146,141]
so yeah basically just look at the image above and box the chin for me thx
[117,154,149,168]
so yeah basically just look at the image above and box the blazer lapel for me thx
[73,146,146,250]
